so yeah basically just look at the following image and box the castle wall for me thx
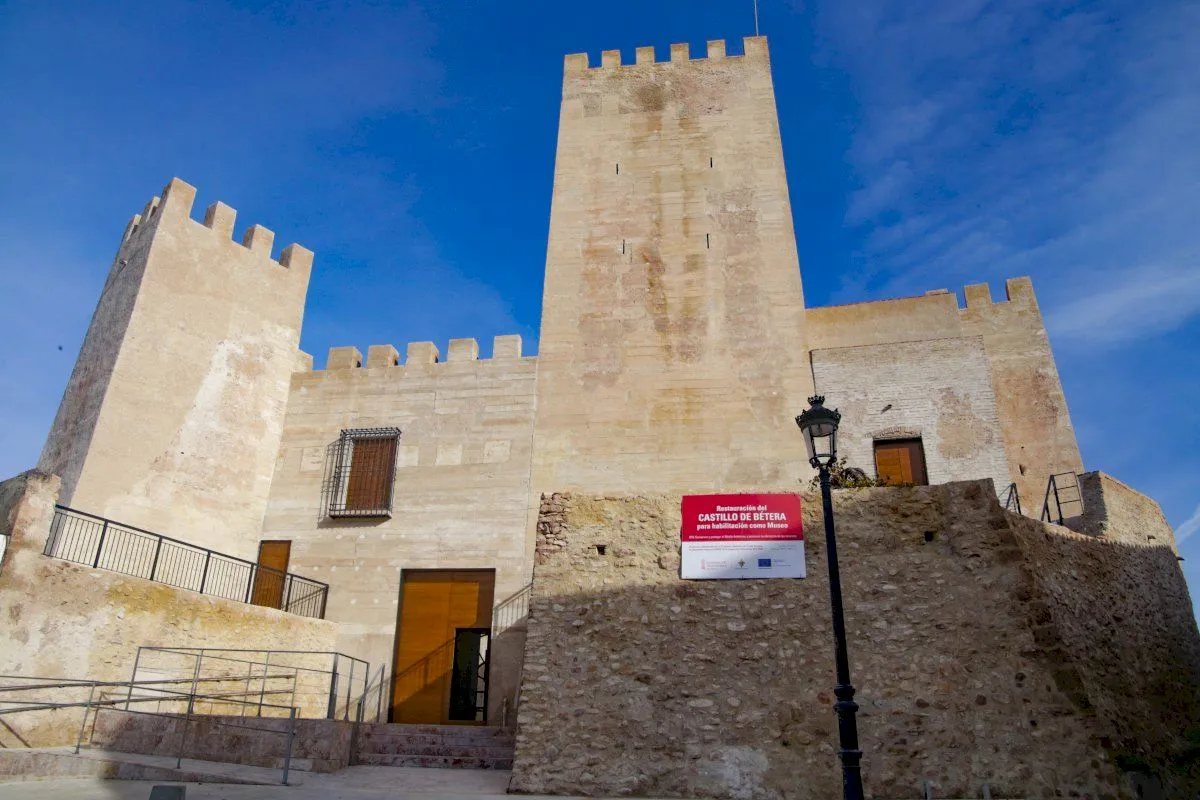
[513,480,1200,799]
[807,279,1082,509]
[38,179,312,560]
[1006,478,1200,797]
[958,279,1083,508]
[532,38,813,495]
[811,337,1011,490]
[258,337,537,700]
[0,470,338,747]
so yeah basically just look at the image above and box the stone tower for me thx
[532,37,813,493]
[38,178,312,558]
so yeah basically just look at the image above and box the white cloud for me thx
[1178,503,1200,544]
[1048,263,1200,344]
[818,0,1200,343]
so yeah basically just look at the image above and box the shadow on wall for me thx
[510,482,1200,800]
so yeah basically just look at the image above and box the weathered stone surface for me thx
[0,471,338,747]
[511,480,1200,799]
[258,344,539,715]
[37,178,312,560]
[531,39,814,497]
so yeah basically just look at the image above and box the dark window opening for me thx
[873,438,929,486]
[324,427,402,517]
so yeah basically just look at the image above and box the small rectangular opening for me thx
[873,438,929,486]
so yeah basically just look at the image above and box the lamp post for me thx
[795,395,864,800]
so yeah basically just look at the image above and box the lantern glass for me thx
[795,396,841,469]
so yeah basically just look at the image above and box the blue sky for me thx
[1,1,1197,613]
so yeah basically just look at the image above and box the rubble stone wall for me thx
[512,480,1200,799]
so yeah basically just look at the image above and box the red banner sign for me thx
[681,494,804,542]
[680,494,805,580]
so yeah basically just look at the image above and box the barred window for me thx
[324,428,402,517]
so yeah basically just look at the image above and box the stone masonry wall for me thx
[513,481,1200,799]
[1010,472,1200,794]
[39,178,313,560]
[811,336,1011,491]
[259,337,538,716]
[532,38,814,496]
[807,279,1082,509]
[0,471,339,747]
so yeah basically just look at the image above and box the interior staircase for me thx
[354,723,514,770]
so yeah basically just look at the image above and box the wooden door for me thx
[251,540,291,609]
[873,439,929,486]
[392,570,494,724]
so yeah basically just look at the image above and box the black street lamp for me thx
[795,395,865,800]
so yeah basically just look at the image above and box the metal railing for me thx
[352,665,389,724]
[1001,482,1022,515]
[44,506,328,618]
[130,647,368,722]
[492,582,532,636]
[1041,472,1084,526]
[0,674,300,785]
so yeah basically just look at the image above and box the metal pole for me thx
[820,467,865,800]
[1051,476,1064,525]
[199,551,212,594]
[327,655,339,720]
[258,651,271,717]
[125,648,142,711]
[177,693,195,769]
[75,682,96,754]
[281,707,297,785]
[93,520,109,568]
[149,537,163,581]
[376,666,383,723]
[345,659,355,721]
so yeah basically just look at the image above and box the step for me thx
[357,723,514,741]
[350,734,511,753]
[354,752,514,770]
[355,740,513,759]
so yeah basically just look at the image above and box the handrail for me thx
[0,674,301,785]
[48,504,327,586]
[46,505,328,618]
[1040,472,1084,526]
[492,582,533,636]
[1001,482,1022,516]
[131,647,369,722]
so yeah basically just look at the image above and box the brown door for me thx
[345,437,398,512]
[874,439,929,486]
[251,540,291,609]
[392,570,494,724]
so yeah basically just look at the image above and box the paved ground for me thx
[0,766,520,799]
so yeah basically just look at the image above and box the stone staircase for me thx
[354,723,514,770]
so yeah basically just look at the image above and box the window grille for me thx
[324,428,402,517]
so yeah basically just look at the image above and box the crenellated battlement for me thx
[564,36,766,74]
[314,335,528,372]
[958,277,1038,312]
[923,278,1038,312]
[120,178,312,275]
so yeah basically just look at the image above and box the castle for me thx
[3,37,1197,799]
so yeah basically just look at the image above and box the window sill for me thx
[328,508,394,519]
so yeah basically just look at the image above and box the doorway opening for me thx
[391,569,494,725]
